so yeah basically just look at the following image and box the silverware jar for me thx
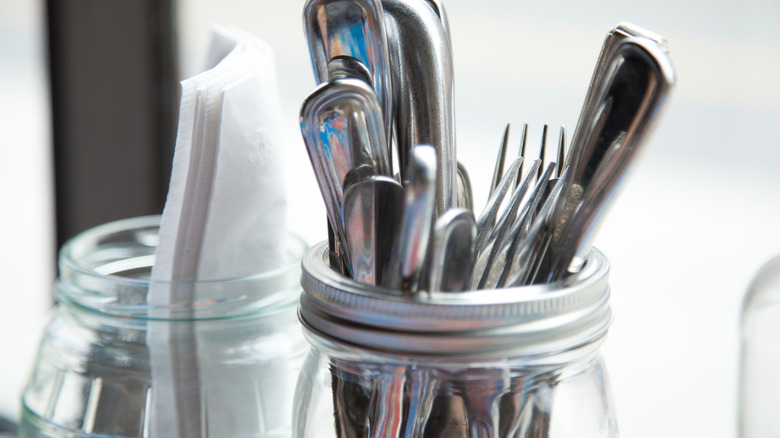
[20,216,308,438]
[293,242,617,437]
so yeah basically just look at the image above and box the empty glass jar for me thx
[740,254,780,437]
[293,242,618,437]
[20,216,308,438]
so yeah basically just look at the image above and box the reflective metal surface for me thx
[300,78,391,275]
[303,0,393,145]
[382,0,457,216]
[541,36,675,282]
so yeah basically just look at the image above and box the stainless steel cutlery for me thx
[300,4,675,293]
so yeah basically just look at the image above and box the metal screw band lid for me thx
[299,241,612,357]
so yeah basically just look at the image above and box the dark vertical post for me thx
[47,0,177,249]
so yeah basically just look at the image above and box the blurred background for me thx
[1,0,779,436]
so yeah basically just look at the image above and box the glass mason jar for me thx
[293,242,617,437]
[20,216,308,438]
[740,254,780,437]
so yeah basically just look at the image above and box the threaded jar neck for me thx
[57,215,306,321]
[300,241,612,358]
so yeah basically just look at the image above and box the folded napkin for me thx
[147,25,287,437]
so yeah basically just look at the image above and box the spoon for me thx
[429,208,476,292]
[455,161,473,212]
[300,78,391,275]
[303,0,393,147]
[390,144,437,294]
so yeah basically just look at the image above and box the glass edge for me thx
[59,215,309,287]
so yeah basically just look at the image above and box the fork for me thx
[471,124,567,290]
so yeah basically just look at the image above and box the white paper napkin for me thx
[147,26,288,437]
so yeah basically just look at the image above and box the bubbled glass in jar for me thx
[20,216,308,438]
[293,242,617,438]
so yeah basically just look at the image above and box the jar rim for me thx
[57,215,308,320]
[299,241,612,357]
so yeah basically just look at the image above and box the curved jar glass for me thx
[740,255,780,437]
[293,242,617,438]
[20,216,308,438]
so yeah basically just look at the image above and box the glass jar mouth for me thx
[57,215,308,321]
[299,241,612,357]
